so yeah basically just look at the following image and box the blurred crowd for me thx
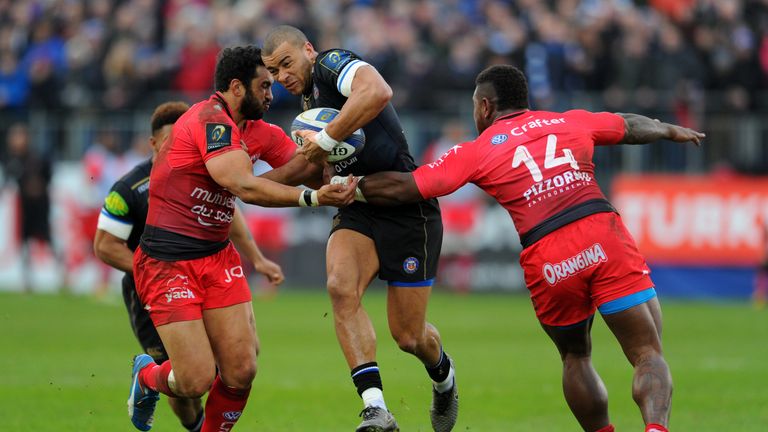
[0,0,767,115]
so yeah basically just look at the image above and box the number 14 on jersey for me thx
[512,134,579,182]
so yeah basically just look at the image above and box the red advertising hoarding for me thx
[612,175,768,265]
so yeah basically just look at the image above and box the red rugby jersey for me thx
[241,119,296,168]
[413,110,625,244]
[141,93,295,260]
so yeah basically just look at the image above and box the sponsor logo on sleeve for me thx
[320,50,352,73]
[206,123,232,153]
[104,191,129,216]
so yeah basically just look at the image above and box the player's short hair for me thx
[263,25,309,56]
[475,65,529,111]
[214,45,265,92]
[150,101,189,134]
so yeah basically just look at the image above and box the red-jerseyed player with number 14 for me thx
[126,45,356,432]
[336,65,704,432]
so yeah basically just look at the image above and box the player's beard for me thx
[240,90,265,121]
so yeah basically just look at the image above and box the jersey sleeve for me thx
[97,181,134,240]
[260,123,298,168]
[315,49,370,97]
[412,141,479,199]
[195,110,245,163]
[568,110,626,146]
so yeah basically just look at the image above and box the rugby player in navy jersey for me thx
[94,101,287,432]
[123,46,356,432]
[263,25,456,432]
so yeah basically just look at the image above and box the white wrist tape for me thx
[330,175,367,202]
[315,129,340,152]
[298,189,320,207]
[354,176,366,202]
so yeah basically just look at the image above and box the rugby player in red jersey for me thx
[126,45,356,432]
[95,101,287,432]
[326,65,704,432]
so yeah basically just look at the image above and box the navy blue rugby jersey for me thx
[302,49,417,176]
[97,158,151,251]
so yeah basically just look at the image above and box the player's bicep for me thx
[205,149,255,191]
[584,111,626,145]
[337,60,372,97]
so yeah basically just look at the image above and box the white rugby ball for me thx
[290,107,365,162]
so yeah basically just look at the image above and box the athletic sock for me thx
[201,375,250,432]
[352,362,386,409]
[595,425,615,432]
[646,424,669,432]
[426,349,454,393]
[139,360,177,397]
[183,409,204,432]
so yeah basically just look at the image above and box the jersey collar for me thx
[493,110,529,124]
[213,92,236,121]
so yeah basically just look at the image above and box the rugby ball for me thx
[290,107,365,162]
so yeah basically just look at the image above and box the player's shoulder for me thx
[189,95,236,127]
[111,159,151,197]
[316,48,362,75]
[243,119,283,135]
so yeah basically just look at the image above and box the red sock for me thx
[596,425,615,432]
[201,375,251,432]
[138,360,177,397]
[646,424,669,432]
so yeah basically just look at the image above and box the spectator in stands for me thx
[1,122,55,292]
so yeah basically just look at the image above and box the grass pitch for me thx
[0,289,766,431]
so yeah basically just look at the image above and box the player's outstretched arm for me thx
[206,149,357,207]
[355,171,422,206]
[617,113,705,146]
[259,153,324,188]
[229,206,284,285]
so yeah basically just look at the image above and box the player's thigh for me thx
[541,317,594,359]
[203,301,258,383]
[123,277,168,361]
[156,319,216,384]
[602,297,663,363]
[327,228,379,298]
[386,285,431,333]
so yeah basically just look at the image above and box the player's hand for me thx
[668,124,705,146]
[317,175,358,207]
[295,130,331,164]
[253,257,285,286]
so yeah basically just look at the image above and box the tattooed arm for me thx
[616,113,705,146]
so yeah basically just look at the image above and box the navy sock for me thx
[351,362,383,396]
[426,349,451,383]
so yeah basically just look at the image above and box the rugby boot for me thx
[355,406,400,432]
[128,354,160,431]
[430,357,458,432]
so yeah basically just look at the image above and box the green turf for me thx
[0,289,766,431]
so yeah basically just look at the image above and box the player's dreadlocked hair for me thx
[475,65,529,111]
[214,45,265,92]
[150,101,189,134]
[263,25,309,56]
